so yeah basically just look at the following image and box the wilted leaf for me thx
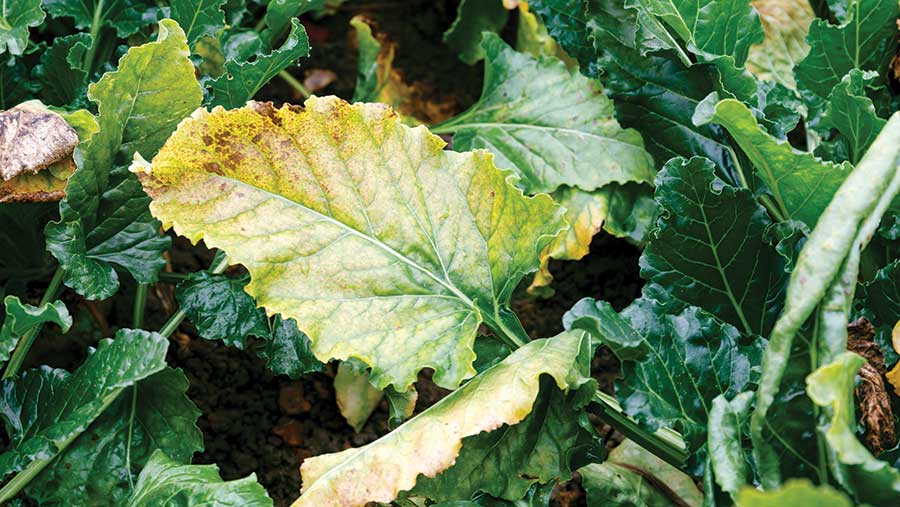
[0,295,70,363]
[45,19,201,300]
[443,0,509,64]
[335,359,383,432]
[436,33,655,195]
[580,439,702,507]
[745,0,814,89]
[350,16,413,114]
[206,19,310,108]
[735,479,852,507]
[846,318,897,455]
[292,331,591,507]
[126,450,272,507]
[0,101,78,182]
[134,96,563,390]
[0,330,168,480]
[0,0,44,55]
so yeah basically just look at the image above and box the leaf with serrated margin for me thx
[746,0,814,89]
[206,19,310,108]
[26,368,203,506]
[807,352,900,504]
[292,331,592,507]
[821,69,887,165]
[127,450,272,507]
[133,96,564,390]
[0,330,168,480]
[44,19,202,300]
[0,296,71,363]
[641,156,787,336]
[169,0,226,48]
[0,0,44,56]
[567,296,764,473]
[693,95,850,228]
[436,33,655,195]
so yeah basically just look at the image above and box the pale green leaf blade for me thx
[0,0,44,55]
[745,0,814,89]
[640,156,787,335]
[443,0,509,64]
[334,359,383,433]
[0,329,168,479]
[580,439,702,507]
[735,479,852,507]
[440,33,655,195]
[693,95,850,228]
[26,368,203,506]
[127,450,272,507]
[0,295,71,363]
[708,392,753,497]
[169,0,227,47]
[133,97,564,390]
[44,19,202,300]
[206,19,310,109]
[292,331,590,507]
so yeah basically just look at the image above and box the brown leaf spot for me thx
[0,103,79,181]
[203,161,224,176]
[847,317,897,454]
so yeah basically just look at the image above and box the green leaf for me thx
[206,19,310,108]
[634,0,765,65]
[443,0,509,64]
[126,450,272,507]
[350,15,409,110]
[528,0,597,73]
[169,0,227,47]
[745,0,815,89]
[0,0,44,55]
[576,296,764,473]
[862,259,900,366]
[0,56,37,109]
[806,352,900,504]
[45,19,202,300]
[580,439,702,507]
[0,296,71,363]
[32,33,92,108]
[43,0,156,38]
[708,392,753,497]
[176,271,269,349]
[256,315,323,379]
[133,97,564,391]
[265,0,324,41]
[735,479,852,506]
[335,359,383,433]
[693,95,850,228]
[0,329,168,479]
[751,112,900,488]
[821,69,887,165]
[641,156,788,335]
[292,331,592,507]
[794,0,899,114]
[435,33,655,195]
[25,368,203,506]
[563,298,647,360]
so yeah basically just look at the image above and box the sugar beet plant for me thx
[2,0,900,505]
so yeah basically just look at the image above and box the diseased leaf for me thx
[735,479,852,507]
[206,19,310,108]
[0,296,70,363]
[126,450,272,507]
[43,0,156,38]
[176,271,269,349]
[0,330,168,479]
[335,359,383,433]
[571,296,763,473]
[350,16,414,117]
[580,439,702,507]
[640,156,787,336]
[0,0,44,55]
[45,19,201,300]
[794,0,899,118]
[821,69,886,165]
[807,352,900,504]
[435,33,655,195]
[693,95,849,228]
[32,33,92,107]
[443,0,509,64]
[133,96,564,390]
[26,368,203,506]
[745,0,815,89]
[292,331,591,507]
[169,0,227,47]
[0,101,79,181]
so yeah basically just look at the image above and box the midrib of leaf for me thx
[436,122,643,148]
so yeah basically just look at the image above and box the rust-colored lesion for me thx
[847,317,897,455]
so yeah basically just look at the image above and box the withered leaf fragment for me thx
[847,317,896,455]
[0,102,77,181]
